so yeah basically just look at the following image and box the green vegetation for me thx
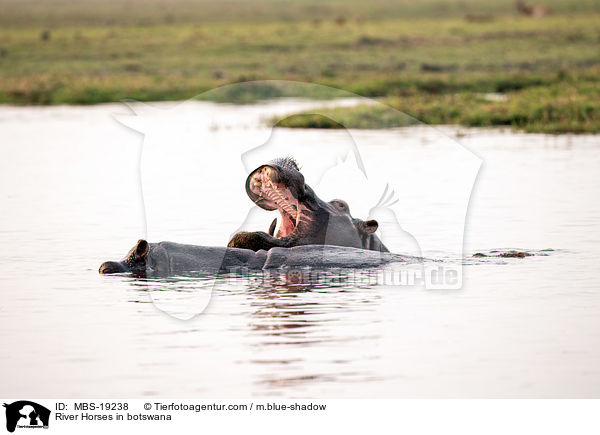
[276,79,600,134]
[0,0,599,132]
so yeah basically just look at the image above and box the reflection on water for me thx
[1,102,600,397]
[135,261,428,321]
[242,272,383,391]
[134,267,388,319]
[122,269,388,393]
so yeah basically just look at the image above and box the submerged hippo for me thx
[99,157,398,275]
[228,157,388,252]
[99,239,412,275]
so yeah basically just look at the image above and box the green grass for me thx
[0,0,599,131]
[275,78,600,134]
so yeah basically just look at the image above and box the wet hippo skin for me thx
[100,158,397,276]
[228,157,388,252]
[99,239,415,276]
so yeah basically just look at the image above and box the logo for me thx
[3,401,50,433]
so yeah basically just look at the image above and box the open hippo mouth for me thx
[246,163,304,239]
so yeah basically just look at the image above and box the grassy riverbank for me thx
[0,0,599,132]
[275,77,600,134]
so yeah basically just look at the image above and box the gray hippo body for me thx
[99,239,415,276]
[228,157,388,252]
[100,157,397,276]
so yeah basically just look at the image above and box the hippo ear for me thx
[135,239,149,258]
[361,220,379,234]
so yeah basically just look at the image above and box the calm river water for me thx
[1,100,599,398]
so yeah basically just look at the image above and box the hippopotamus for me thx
[99,239,412,276]
[227,157,388,252]
[99,157,399,276]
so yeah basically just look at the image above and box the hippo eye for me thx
[330,199,349,213]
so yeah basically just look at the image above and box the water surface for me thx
[1,101,599,397]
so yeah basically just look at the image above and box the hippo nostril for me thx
[99,261,126,274]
